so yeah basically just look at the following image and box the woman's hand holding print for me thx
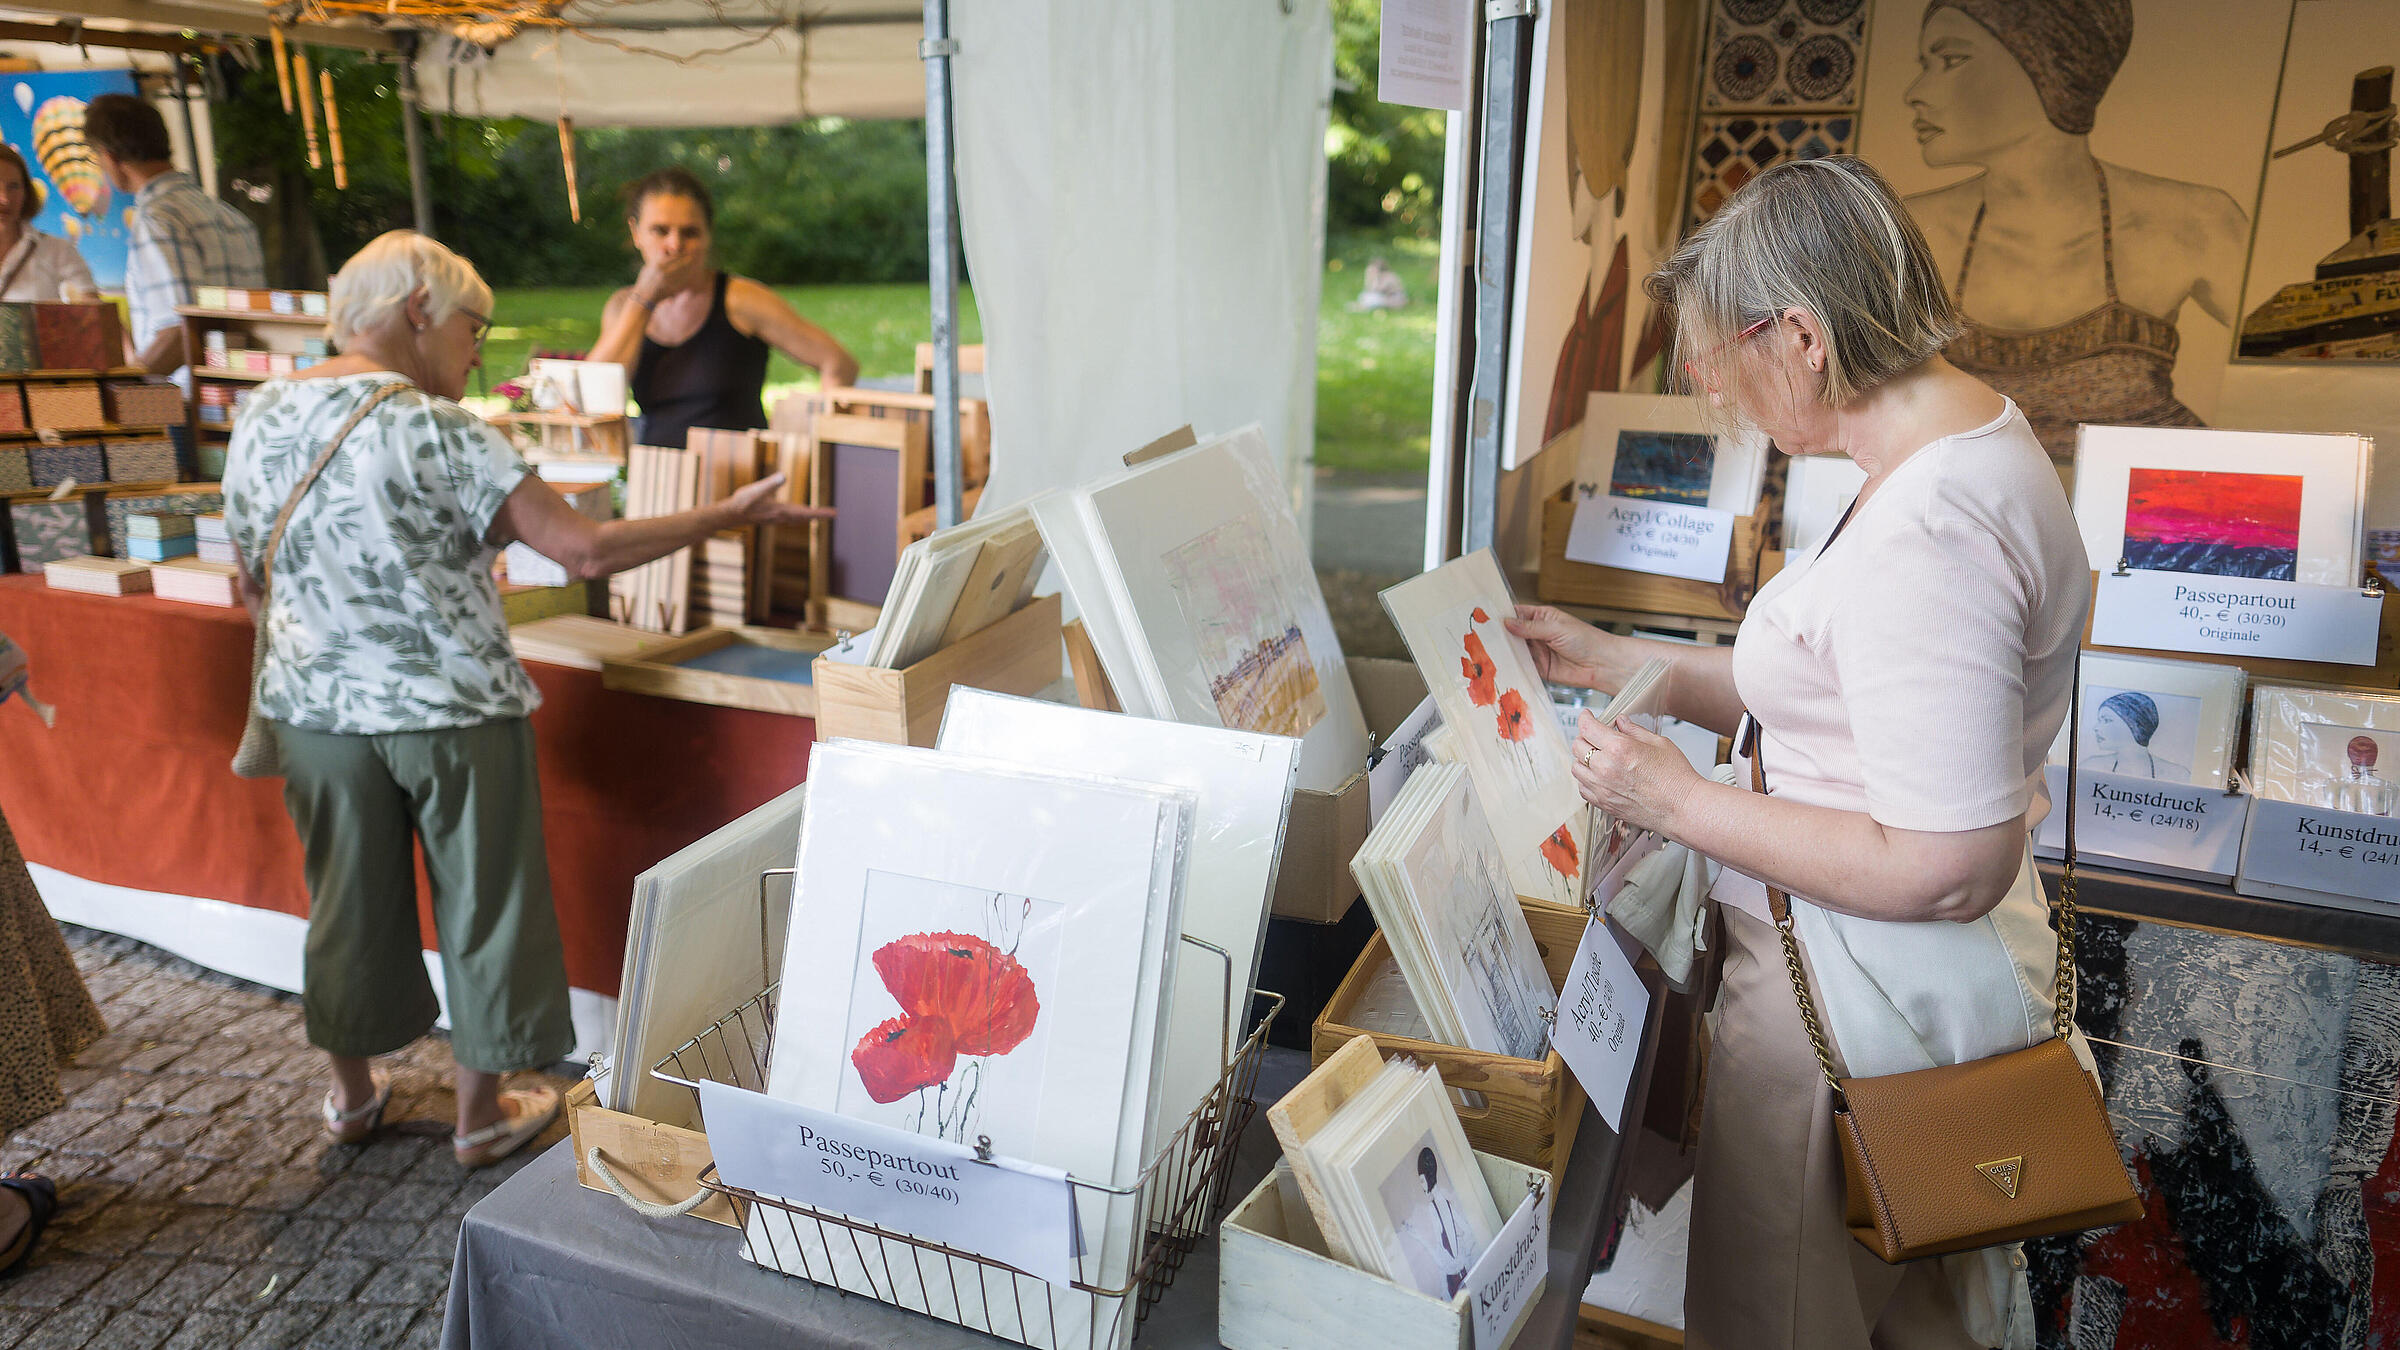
[1570,709,1703,837]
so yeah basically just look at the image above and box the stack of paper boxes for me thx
[195,513,235,565]
[123,511,197,563]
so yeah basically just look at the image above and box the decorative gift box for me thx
[125,510,196,540]
[104,439,178,484]
[24,380,105,430]
[103,381,185,427]
[9,499,92,572]
[0,304,35,372]
[0,385,26,434]
[29,441,103,488]
[102,491,222,559]
[127,534,196,562]
[0,446,29,493]
[32,303,123,371]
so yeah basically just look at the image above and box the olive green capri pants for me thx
[273,717,575,1074]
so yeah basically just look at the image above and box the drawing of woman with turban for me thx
[2079,689,2190,782]
[1902,0,2250,470]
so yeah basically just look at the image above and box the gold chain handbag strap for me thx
[1740,648,2084,1105]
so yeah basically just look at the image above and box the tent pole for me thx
[1462,2,1532,555]
[173,59,206,194]
[398,37,436,238]
[921,0,963,529]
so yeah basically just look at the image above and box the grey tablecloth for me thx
[440,1046,1615,1350]
[439,1053,1311,1350]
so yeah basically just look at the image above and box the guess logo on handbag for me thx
[1975,1156,2023,1200]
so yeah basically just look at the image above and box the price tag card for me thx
[1564,495,1737,584]
[1466,1183,1550,1350]
[1549,917,1650,1132]
[1368,695,1441,827]
[698,1082,1077,1286]
[2032,765,2248,880]
[2091,571,2381,665]
[2237,797,2400,906]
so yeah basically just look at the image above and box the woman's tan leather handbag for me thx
[231,382,410,779]
[1740,680,2144,1264]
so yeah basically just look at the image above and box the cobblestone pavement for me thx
[0,926,575,1349]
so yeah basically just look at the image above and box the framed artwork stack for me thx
[1033,425,1370,793]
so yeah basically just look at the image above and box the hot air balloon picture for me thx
[839,872,1062,1143]
[0,69,139,288]
[31,97,107,220]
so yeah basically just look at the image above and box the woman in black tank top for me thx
[589,167,860,450]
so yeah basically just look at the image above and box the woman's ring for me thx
[1578,741,1593,767]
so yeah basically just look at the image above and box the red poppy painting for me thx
[1461,632,1499,708]
[845,908,1049,1140]
[1496,690,1534,742]
[1540,824,1579,881]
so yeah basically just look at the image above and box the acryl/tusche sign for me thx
[2090,570,2381,665]
[1564,495,1737,584]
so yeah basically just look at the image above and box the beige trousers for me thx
[1684,907,1989,1350]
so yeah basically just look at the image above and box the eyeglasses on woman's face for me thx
[458,308,492,350]
[1681,316,1772,392]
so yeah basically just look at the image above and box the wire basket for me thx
[655,973,1283,1349]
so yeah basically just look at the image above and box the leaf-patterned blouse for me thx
[223,372,542,734]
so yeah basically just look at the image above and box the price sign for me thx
[1564,495,1737,584]
[2090,570,2381,665]
[1549,917,1650,1132]
[2237,797,2400,906]
[2032,765,2248,880]
[1466,1183,1549,1350]
[698,1082,1078,1286]
[1377,0,1475,112]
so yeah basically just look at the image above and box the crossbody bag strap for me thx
[1739,647,2085,1103]
[254,381,410,591]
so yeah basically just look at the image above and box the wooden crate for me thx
[810,593,1064,747]
[1313,900,1589,1185]
[562,1079,736,1228]
[1537,489,1769,622]
[601,625,836,717]
[1219,1148,1547,1350]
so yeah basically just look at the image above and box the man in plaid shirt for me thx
[86,94,265,380]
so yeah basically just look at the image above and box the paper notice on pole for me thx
[1467,1183,1549,1350]
[699,1082,1077,1286]
[1549,917,1649,1132]
[1379,0,1475,111]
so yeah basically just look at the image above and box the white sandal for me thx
[453,1085,562,1169]
[322,1069,392,1145]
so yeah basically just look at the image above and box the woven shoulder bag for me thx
[1739,671,2144,1263]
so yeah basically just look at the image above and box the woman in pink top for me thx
[1514,157,2092,1349]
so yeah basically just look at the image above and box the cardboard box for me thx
[1219,1151,1546,1350]
[1271,657,1429,923]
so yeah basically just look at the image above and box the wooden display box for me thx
[601,626,838,717]
[1220,1151,1547,1350]
[1536,488,1769,622]
[810,592,1064,747]
[1313,900,1589,1185]
[562,1079,736,1228]
[1272,657,1431,924]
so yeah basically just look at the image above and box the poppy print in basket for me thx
[840,872,1062,1144]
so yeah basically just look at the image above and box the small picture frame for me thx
[2051,654,2247,790]
[1574,392,1770,517]
[2071,424,2371,587]
[2248,684,2400,812]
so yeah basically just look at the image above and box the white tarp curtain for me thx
[953,0,1332,520]
[416,3,923,127]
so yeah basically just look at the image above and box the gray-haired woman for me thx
[1511,157,2092,1349]
[224,230,826,1168]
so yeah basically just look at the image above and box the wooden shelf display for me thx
[180,301,332,466]
[600,624,837,717]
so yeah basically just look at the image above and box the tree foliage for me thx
[213,3,1436,285]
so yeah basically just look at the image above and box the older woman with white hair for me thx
[1512,157,2092,1349]
[223,230,826,1168]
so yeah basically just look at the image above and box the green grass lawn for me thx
[480,229,1438,476]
